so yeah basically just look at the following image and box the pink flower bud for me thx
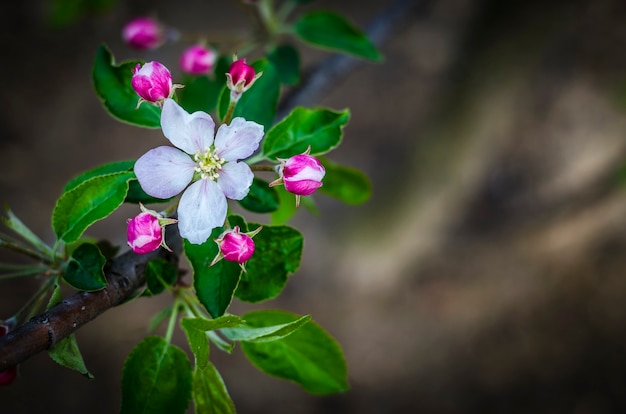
[0,324,17,386]
[226,58,261,95]
[211,226,262,270]
[122,17,164,50]
[131,61,173,104]
[271,149,325,199]
[180,45,217,75]
[127,211,163,254]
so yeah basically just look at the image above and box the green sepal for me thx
[192,362,236,414]
[238,178,280,213]
[53,171,134,243]
[261,107,350,160]
[63,242,107,291]
[121,336,192,414]
[92,44,161,128]
[241,310,349,394]
[235,223,303,303]
[293,11,382,61]
[221,313,310,343]
[184,230,242,318]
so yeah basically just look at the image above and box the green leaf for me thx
[63,160,134,192]
[261,107,350,160]
[222,313,310,343]
[49,333,94,379]
[227,214,247,231]
[126,179,171,204]
[184,231,242,318]
[192,362,236,414]
[63,243,107,291]
[144,258,178,296]
[93,44,161,128]
[268,44,301,85]
[241,310,349,394]
[121,336,192,414]
[218,59,280,132]
[318,158,371,205]
[293,11,382,61]
[52,171,134,243]
[2,208,53,257]
[238,178,280,213]
[181,315,242,369]
[270,186,298,225]
[178,57,230,114]
[235,224,303,303]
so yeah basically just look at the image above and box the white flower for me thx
[134,98,264,244]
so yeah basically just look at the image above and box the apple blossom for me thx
[134,99,264,244]
[127,205,177,254]
[210,225,263,270]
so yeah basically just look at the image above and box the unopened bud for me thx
[122,17,164,50]
[270,147,325,206]
[180,45,217,75]
[131,61,173,106]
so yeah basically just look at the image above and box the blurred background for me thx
[2,0,626,412]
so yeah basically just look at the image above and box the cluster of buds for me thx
[270,147,326,206]
[127,205,177,255]
[0,323,17,386]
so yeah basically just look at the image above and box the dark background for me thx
[2,0,626,412]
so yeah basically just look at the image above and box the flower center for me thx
[194,147,226,181]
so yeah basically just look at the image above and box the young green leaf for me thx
[63,243,107,291]
[241,310,349,394]
[52,171,134,243]
[261,107,350,160]
[121,336,192,414]
[192,362,236,414]
[2,208,53,257]
[235,224,303,303]
[318,158,371,205]
[184,232,242,318]
[268,44,301,85]
[293,11,382,61]
[63,160,134,192]
[144,258,178,296]
[238,178,280,213]
[221,313,310,343]
[181,315,242,368]
[217,59,280,131]
[92,44,161,128]
[49,334,94,379]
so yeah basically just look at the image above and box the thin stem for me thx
[223,98,238,125]
[12,274,58,326]
[0,266,49,281]
[250,164,276,172]
[164,297,180,345]
[0,239,52,264]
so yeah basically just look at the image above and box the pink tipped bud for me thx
[127,206,177,254]
[122,17,164,50]
[131,61,173,104]
[180,45,217,75]
[211,226,262,270]
[0,324,17,386]
[226,58,261,96]
[270,149,325,205]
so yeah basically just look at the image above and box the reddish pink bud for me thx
[127,212,163,254]
[219,227,255,264]
[0,324,17,386]
[180,45,217,75]
[131,61,173,104]
[275,154,325,196]
[226,58,261,95]
[122,17,164,50]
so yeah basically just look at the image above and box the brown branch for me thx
[0,235,180,372]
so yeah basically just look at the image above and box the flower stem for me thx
[223,96,238,125]
[164,297,180,345]
[250,164,275,172]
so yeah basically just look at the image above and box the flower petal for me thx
[214,117,264,161]
[161,98,215,154]
[178,179,227,244]
[217,161,254,200]
[135,146,195,199]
